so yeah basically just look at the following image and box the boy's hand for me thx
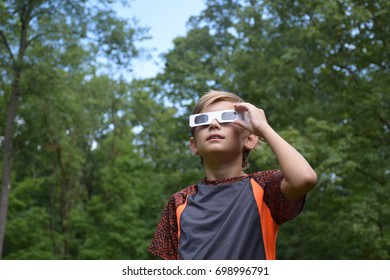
[234,102,317,200]
[233,102,270,138]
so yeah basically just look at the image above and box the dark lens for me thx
[221,111,237,121]
[194,114,209,124]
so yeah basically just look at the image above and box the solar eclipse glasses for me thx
[189,110,246,128]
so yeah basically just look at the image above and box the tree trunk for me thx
[0,3,31,259]
[0,77,20,259]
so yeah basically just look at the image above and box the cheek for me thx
[230,125,246,138]
[232,128,249,146]
[193,126,207,138]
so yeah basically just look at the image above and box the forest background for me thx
[0,0,389,260]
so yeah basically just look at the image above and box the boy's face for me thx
[189,101,253,163]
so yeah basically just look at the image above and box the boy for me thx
[148,90,317,260]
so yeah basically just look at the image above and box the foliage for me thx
[1,0,389,259]
[157,0,390,259]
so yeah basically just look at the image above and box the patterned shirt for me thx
[148,170,305,260]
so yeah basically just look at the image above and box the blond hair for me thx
[191,89,259,169]
[191,90,243,115]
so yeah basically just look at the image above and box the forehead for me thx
[202,101,236,113]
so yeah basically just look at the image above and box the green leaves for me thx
[1,0,389,260]
[156,0,389,259]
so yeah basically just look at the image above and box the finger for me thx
[234,102,252,112]
[234,120,254,133]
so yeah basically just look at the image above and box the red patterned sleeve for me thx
[148,185,197,260]
[253,170,305,225]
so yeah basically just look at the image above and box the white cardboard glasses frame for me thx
[189,110,245,128]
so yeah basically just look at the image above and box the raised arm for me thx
[234,102,317,200]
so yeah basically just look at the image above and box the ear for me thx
[189,136,199,155]
[244,133,258,151]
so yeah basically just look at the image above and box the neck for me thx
[203,157,246,180]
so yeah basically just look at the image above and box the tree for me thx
[155,0,389,259]
[1,0,388,260]
[0,0,145,258]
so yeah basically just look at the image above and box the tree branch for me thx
[357,166,385,186]
[0,30,15,64]
[375,110,390,134]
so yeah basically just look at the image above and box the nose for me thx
[208,118,221,130]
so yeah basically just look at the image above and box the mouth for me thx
[207,134,224,141]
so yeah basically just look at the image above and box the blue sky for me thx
[114,0,206,79]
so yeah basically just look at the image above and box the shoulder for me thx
[250,170,284,188]
[171,184,198,208]
[251,170,305,225]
